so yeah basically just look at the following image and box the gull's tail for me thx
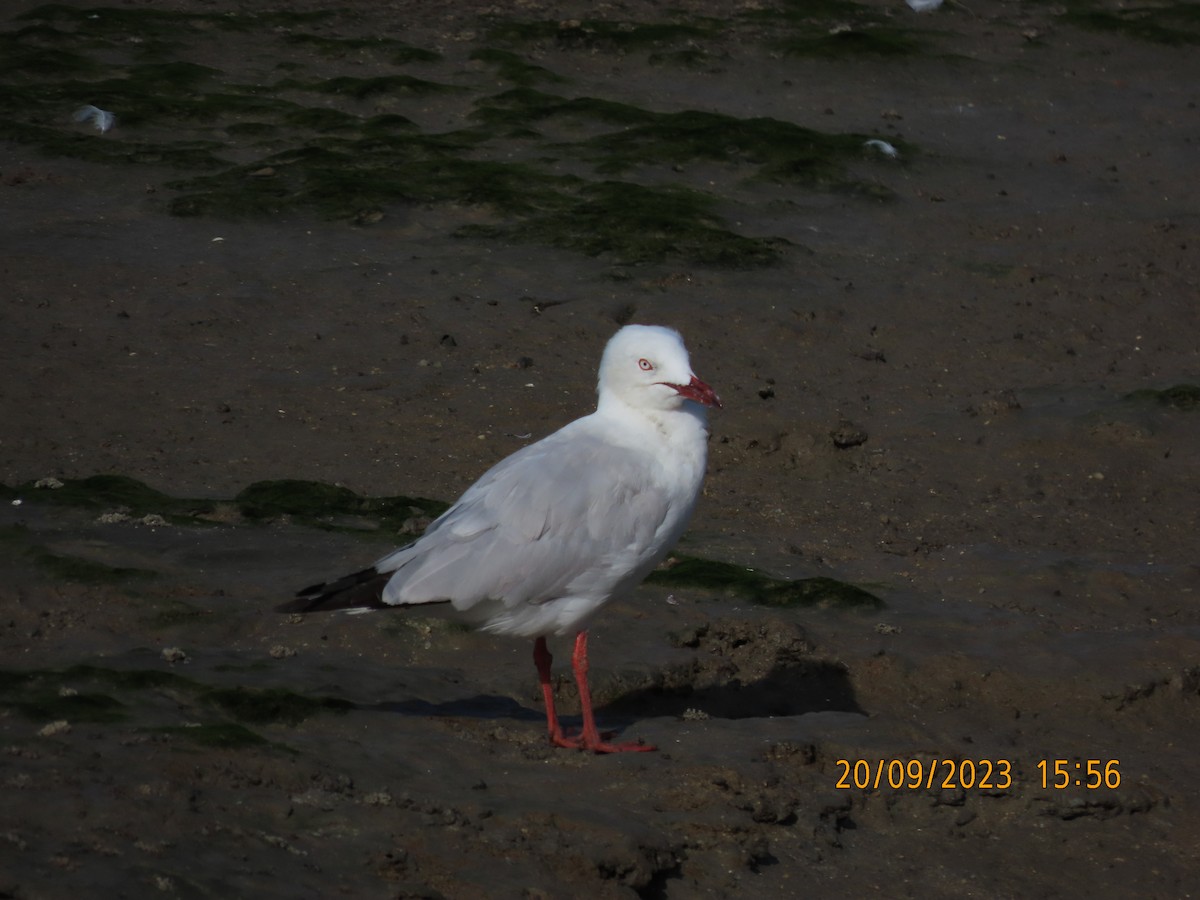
[277,567,392,614]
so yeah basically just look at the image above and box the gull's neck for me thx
[595,392,710,448]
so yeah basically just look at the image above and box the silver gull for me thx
[281,324,720,752]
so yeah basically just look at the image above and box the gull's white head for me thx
[597,324,721,414]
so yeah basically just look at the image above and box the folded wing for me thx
[374,421,677,620]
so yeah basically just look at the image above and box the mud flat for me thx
[2,0,1199,896]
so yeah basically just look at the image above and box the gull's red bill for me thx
[667,375,722,409]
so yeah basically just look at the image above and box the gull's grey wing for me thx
[373,421,675,613]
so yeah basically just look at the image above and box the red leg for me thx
[533,632,655,753]
[534,636,567,745]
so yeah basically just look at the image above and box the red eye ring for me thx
[638,358,654,371]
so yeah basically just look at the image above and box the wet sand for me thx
[2,0,1199,896]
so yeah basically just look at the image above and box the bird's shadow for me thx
[361,659,862,729]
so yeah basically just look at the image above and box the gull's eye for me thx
[638,358,654,371]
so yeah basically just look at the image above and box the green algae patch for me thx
[19,474,170,512]
[470,48,566,86]
[7,474,447,533]
[648,554,883,609]
[287,73,459,100]
[4,690,127,723]
[496,180,783,267]
[282,106,362,132]
[165,135,551,222]
[236,479,365,520]
[3,4,907,266]
[471,88,649,132]
[583,107,901,189]
[13,474,216,522]
[234,479,447,529]
[2,120,228,171]
[59,664,198,692]
[18,4,335,37]
[0,664,193,723]
[0,37,101,79]
[1124,384,1200,410]
[1059,1,1200,46]
[0,665,348,747]
[203,686,354,726]
[0,665,197,698]
[472,89,904,196]
[152,722,271,749]
[763,575,884,609]
[747,0,928,59]
[282,32,441,64]
[214,661,273,674]
[484,17,717,52]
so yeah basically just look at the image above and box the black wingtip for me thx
[277,567,391,614]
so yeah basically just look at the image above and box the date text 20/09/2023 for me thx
[834,759,1122,791]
